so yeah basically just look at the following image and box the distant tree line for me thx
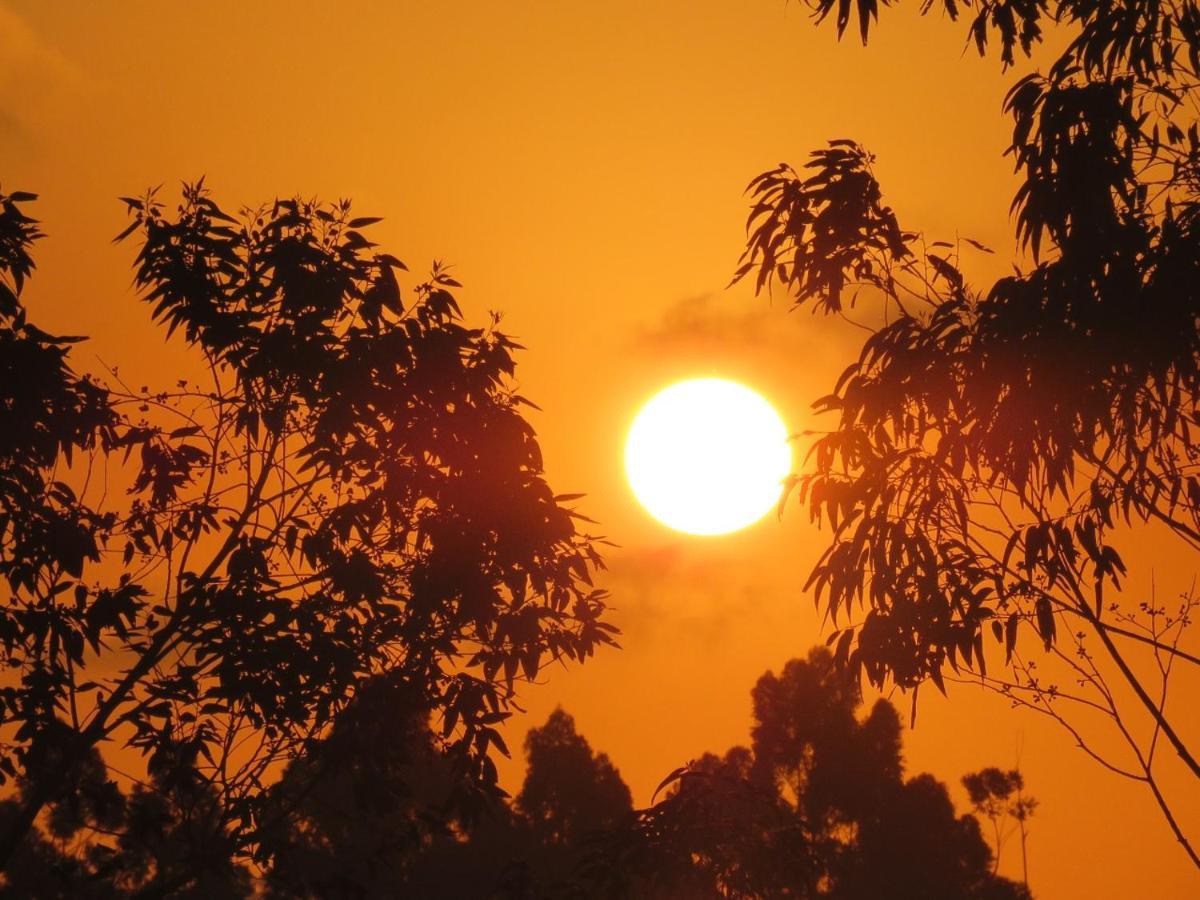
[2,647,1033,898]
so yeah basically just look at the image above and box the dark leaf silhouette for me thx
[583,649,1031,899]
[0,185,615,889]
[739,0,1200,870]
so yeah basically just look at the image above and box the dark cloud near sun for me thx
[600,521,824,659]
[628,291,857,370]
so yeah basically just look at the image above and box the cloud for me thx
[600,532,821,652]
[594,290,863,643]
[0,5,90,149]
[628,290,855,369]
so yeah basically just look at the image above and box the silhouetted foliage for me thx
[737,0,1200,867]
[261,701,632,898]
[963,767,1036,885]
[0,184,616,889]
[518,708,633,848]
[0,739,250,898]
[105,758,253,899]
[0,743,124,900]
[585,648,1030,899]
[260,676,471,898]
[255,649,1024,898]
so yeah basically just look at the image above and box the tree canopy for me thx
[734,0,1200,868]
[0,184,616,887]
[250,648,1031,898]
[589,648,1030,899]
[517,708,633,848]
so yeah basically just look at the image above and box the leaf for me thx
[834,627,854,665]
[855,0,877,43]
[112,219,141,243]
[651,765,689,804]
[929,663,947,696]
[1034,597,1056,650]
[377,253,408,271]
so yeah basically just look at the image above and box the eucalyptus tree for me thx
[733,0,1200,866]
[584,649,1029,899]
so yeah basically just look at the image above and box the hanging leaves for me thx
[737,0,1200,716]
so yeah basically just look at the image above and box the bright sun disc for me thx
[625,378,791,536]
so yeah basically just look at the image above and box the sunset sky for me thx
[4,2,1196,896]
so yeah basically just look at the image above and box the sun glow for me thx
[625,378,792,536]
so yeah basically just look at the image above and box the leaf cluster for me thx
[0,183,617,882]
[736,0,1200,696]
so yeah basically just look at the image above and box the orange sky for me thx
[4,2,1198,896]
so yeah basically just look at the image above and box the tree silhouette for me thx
[244,649,1032,897]
[517,707,633,848]
[585,649,1030,899]
[963,767,1036,885]
[0,739,251,898]
[260,675,471,898]
[104,754,253,899]
[0,743,126,899]
[260,702,632,898]
[0,184,616,887]
[734,0,1200,867]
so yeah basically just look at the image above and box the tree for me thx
[0,740,251,898]
[0,744,127,900]
[963,768,1036,886]
[517,707,633,848]
[256,653,1025,897]
[263,703,632,898]
[102,758,253,899]
[733,0,1200,867]
[587,648,1030,899]
[588,746,807,899]
[260,675,474,898]
[0,184,617,887]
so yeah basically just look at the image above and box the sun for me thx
[625,378,792,536]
